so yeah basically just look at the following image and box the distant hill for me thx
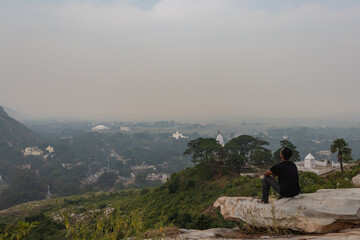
[3,106,30,121]
[0,106,39,147]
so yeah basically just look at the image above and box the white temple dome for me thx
[92,125,109,131]
[305,153,315,161]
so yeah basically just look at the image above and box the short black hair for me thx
[281,147,292,160]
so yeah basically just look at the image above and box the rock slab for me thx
[214,188,360,233]
[172,228,360,239]
[352,174,360,187]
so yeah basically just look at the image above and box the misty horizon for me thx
[1,0,360,122]
[3,105,360,129]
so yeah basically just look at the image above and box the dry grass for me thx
[201,206,218,217]
[144,227,183,239]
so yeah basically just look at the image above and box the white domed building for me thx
[295,153,343,176]
[91,125,110,131]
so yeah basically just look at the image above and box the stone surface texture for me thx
[214,189,360,233]
[171,227,360,239]
[352,174,360,187]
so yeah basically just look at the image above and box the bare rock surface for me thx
[175,228,244,239]
[352,174,360,187]
[170,227,360,239]
[214,189,360,233]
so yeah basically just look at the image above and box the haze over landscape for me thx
[1,0,360,121]
[3,2,360,238]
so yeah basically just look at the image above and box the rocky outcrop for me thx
[172,227,360,239]
[214,188,360,233]
[352,174,360,187]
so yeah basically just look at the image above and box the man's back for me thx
[270,161,300,197]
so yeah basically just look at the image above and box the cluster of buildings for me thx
[22,145,54,158]
[81,167,119,185]
[146,173,170,182]
[91,124,132,132]
[61,162,83,170]
[130,163,156,171]
[23,147,43,156]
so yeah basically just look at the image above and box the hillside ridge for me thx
[0,106,39,147]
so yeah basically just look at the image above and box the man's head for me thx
[280,147,292,161]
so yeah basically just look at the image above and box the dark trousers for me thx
[261,176,282,203]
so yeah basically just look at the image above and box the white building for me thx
[120,126,131,132]
[20,164,31,169]
[131,163,156,171]
[295,153,343,176]
[146,173,170,183]
[23,147,43,156]
[92,125,110,131]
[304,153,316,169]
[172,131,188,140]
[46,145,54,153]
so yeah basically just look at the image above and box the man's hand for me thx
[263,169,273,177]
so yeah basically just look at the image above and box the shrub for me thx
[140,188,150,195]
[168,174,180,194]
[192,215,212,230]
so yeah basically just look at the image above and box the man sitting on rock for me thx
[260,147,300,203]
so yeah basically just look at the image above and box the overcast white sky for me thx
[1,0,360,121]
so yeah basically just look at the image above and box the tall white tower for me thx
[216,130,225,147]
[46,185,52,199]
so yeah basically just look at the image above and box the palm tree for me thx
[330,138,352,171]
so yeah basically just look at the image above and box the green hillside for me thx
[1,163,360,239]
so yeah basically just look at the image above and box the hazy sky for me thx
[1,0,360,121]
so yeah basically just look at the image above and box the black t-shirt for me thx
[270,161,300,197]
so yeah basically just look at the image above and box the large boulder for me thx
[214,188,360,233]
[352,174,360,187]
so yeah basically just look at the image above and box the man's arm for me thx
[263,169,277,177]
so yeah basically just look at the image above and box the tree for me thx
[273,140,300,162]
[135,171,147,185]
[0,169,46,210]
[249,147,273,174]
[224,135,269,173]
[330,138,352,171]
[97,172,118,190]
[184,135,271,173]
[183,138,225,166]
[223,152,247,173]
[225,135,269,157]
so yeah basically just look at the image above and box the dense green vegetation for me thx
[0,130,194,210]
[184,135,276,173]
[1,162,360,239]
[1,106,360,239]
